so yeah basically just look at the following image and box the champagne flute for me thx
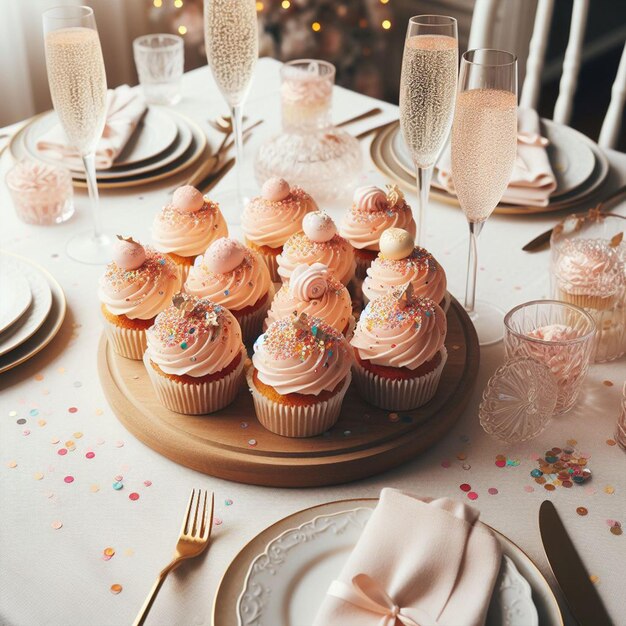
[43,6,111,265]
[204,0,258,224]
[451,49,518,345]
[399,15,458,245]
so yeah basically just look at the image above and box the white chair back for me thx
[469,0,625,150]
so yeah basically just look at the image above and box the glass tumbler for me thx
[551,212,626,362]
[504,300,596,415]
[133,34,184,105]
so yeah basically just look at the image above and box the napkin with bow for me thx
[313,489,502,626]
[36,85,147,170]
[437,107,557,207]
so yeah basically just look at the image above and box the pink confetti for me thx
[68,407,78,413]
[524,485,535,493]
[23,429,31,436]
[440,459,451,468]
[495,459,506,468]
[214,517,223,526]
[467,492,478,500]
[114,474,123,482]
[143,480,152,487]
[459,483,471,492]
[488,488,498,495]
[51,520,63,530]
[129,493,140,501]
[114,440,124,448]
[64,475,74,484]
[85,452,95,459]
[57,448,68,456]
[96,437,105,445]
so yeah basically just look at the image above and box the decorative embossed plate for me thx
[217,500,562,626]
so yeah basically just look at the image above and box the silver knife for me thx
[539,500,613,625]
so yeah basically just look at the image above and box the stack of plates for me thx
[9,107,207,189]
[371,120,610,215]
[0,252,66,375]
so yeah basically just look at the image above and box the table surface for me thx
[1,58,625,626]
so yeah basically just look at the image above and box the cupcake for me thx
[143,294,246,415]
[554,238,625,310]
[184,237,274,344]
[152,185,228,281]
[339,185,417,279]
[363,228,449,311]
[99,237,181,360]
[241,177,317,281]
[247,314,352,437]
[350,287,447,411]
[265,263,354,336]
[277,211,356,285]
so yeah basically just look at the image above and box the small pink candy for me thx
[303,211,336,243]
[261,177,290,202]
[112,238,146,271]
[172,185,205,213]
[204,238,246,274]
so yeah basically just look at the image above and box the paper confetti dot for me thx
[590,575,599,584]
[606,439,616,446]
[114,474,123,482]
[57,449,68,456]
[6,461,17,468]
[240,421,249,429]
[51,520,63,530]
[604,485,615,494]
[544,483,556,491]
[388,412,399,422]
[440,459,451,468]
[462,463,471,470]
[64,475,74,484]
[51,437,60,444]
[96,438,105,445]
[73,432,83,439]
[129,493,140,501]
[144,480,152,487]
[68,407,78,413]
[456,452,467,460]
[467,491,478,500]
[85,452,95,459]
[29,409,39,416]
[110,584,123,595]
[34,374,44,381]
[576,507,588,516]
[104,547,115,558]
[95,409,103,416]
[225,499,233,506]
[248,439,257,447]
[33,472,44,481]
[22,429,31,436]
[460,483,471,492]
[602,380,613,387]
[38,419,46,427]
[16,418,26,425]
[488,488,498,495]
[610,524,622,536]
[90,484,100,493]
[214,517,223,526]
[112,482,123,490]
[495,459,506,468]
[114,440,124,448]
[8,410,17,417]
[524,486,535,493]
[65,440,75,448]
[124,549,134,557]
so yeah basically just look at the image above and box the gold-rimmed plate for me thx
[213,498,563,626]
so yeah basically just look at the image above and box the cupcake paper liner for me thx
[351,347,448,411]
[101,312,148,360]
[246,241,281,283]
[558,289,616,312]
[143,347,246,415]
[237,287,274,345]
[354,254,374,281]
[246,369,352,437]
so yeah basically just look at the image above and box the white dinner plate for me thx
[0,262,32,334]
[392,119,596,200]
[0,253,52,358]
[213,499,562,626]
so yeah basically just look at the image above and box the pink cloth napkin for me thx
[36,85,147,170]
[437,108,557,207]
[313,489,502,626]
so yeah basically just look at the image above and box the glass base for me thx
[467,300,505,346]
[211,187,257,226]
[66,230,114,265]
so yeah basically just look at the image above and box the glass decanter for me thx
[255,59,362,203]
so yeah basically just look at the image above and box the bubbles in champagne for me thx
[44,27,107,154]
[204,0,258,106]
[451,89,517,222]
[399,35,458,168]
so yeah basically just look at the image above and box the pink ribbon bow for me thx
[327,574,438,626]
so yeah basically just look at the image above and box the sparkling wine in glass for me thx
[204,0,258,224]
[43,6,112,264]
[451,49,518,345]
[399,15,458,245]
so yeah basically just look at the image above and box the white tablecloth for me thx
[1,58,625,626]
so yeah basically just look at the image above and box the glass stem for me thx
[82,151,102,241]
[230,103,244,208]
[464,220,484,313]
[415,165,433,246]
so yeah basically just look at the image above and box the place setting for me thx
[1,2,625,626]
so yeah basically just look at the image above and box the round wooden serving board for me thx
[98,297,479,487]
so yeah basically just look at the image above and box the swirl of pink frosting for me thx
[277,232,356,285]
[145,296,243,377]
[98,246,181,319]
[555,239,625,296]
[290,262,328,300]
[152,198,228,257]
[241,186,318,249]
[340,192,417,251]
[363,247,447,303]
[184,246,272,311]
[253,315,351,395]
[351,292,446,369]
[265,266,352,333]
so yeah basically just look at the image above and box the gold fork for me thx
[133,489,214,626]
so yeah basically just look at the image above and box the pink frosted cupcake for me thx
[247,314,352,437]
[363,228,449,311]
[265,263,354,336]
[99,237,181,360]
[350,287,447,411]
[152,185,228,281]
[339,185,417,279]
[277,211,356,285]
[241,177,317,281]
[184,237,273,343]
[143,295,246,415]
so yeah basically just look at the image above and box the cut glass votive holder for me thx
[551,212,626,362]
[504,300,596,415]
[6,160,74,226]
[616,382,626,451]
